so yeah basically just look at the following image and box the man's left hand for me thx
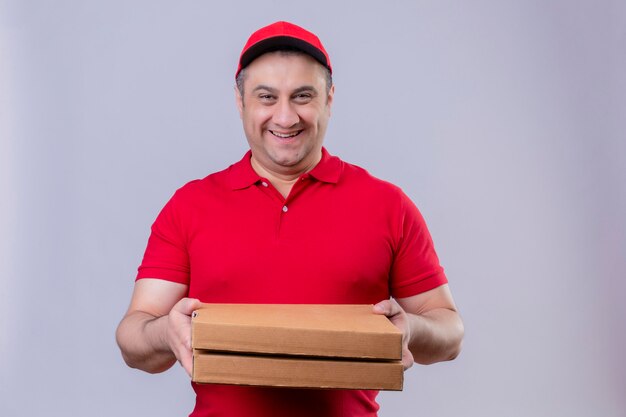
[373,299,414,370]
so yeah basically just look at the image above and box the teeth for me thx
[271,130,300,138]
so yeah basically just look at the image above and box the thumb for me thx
[173,298,202,315]
[373,300,393,315]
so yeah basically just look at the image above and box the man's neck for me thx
[250,152,322,199]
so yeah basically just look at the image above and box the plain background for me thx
[1,1,625,416]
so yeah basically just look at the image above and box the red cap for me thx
[236,21,332,79]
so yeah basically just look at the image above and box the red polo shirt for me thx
[137,148,447,417]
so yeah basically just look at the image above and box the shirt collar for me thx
[228,151,261,190]
[307,147,342,184]
[228,147,343,190]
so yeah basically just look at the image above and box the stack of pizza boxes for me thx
[191,304,403,390]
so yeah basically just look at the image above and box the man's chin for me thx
[256,146,321,173]
[271,156,303,169]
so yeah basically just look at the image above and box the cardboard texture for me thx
[193,351,404,390]
[191,304,404,390]
[191,304,402,360]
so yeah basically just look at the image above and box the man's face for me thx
[236,52,334,177]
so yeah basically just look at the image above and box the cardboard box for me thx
[193,351,403,390]
[191,304,402,360]
[191,304,404,390]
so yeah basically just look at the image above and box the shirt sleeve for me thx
[389,192,448,298]
[136,190,190,284]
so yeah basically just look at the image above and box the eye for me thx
[293,93,313,103]
[258,94,276,103]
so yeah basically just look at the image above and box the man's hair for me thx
[236,48,333,99]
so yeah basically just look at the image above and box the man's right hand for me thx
[116,279,198,375]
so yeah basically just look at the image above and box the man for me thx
[116,21,463,417]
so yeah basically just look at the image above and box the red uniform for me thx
[137,148,447,417]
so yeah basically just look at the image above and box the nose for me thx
[272,99,299,128]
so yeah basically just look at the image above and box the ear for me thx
[326,84,335,116]
[235,85,244,118]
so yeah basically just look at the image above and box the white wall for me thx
[1,1,625,416]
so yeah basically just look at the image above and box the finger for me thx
[372,300,391,315]
[373,300,401,317]
[402,348,414,371]
[173,298,202,315]
[178,349,193,377]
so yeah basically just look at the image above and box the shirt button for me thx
[282,205,288,213]
[261,181,268,187]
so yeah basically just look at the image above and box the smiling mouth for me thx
[269,130,302,139]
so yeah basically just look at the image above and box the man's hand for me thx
[116,279,200,376]
[373,299,414,370]
[165,297,203,376]
[373,286,464,367]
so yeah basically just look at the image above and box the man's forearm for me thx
[116,311,177,373]
[407,308,464,365]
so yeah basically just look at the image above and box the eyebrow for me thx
[252,85,277,94]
